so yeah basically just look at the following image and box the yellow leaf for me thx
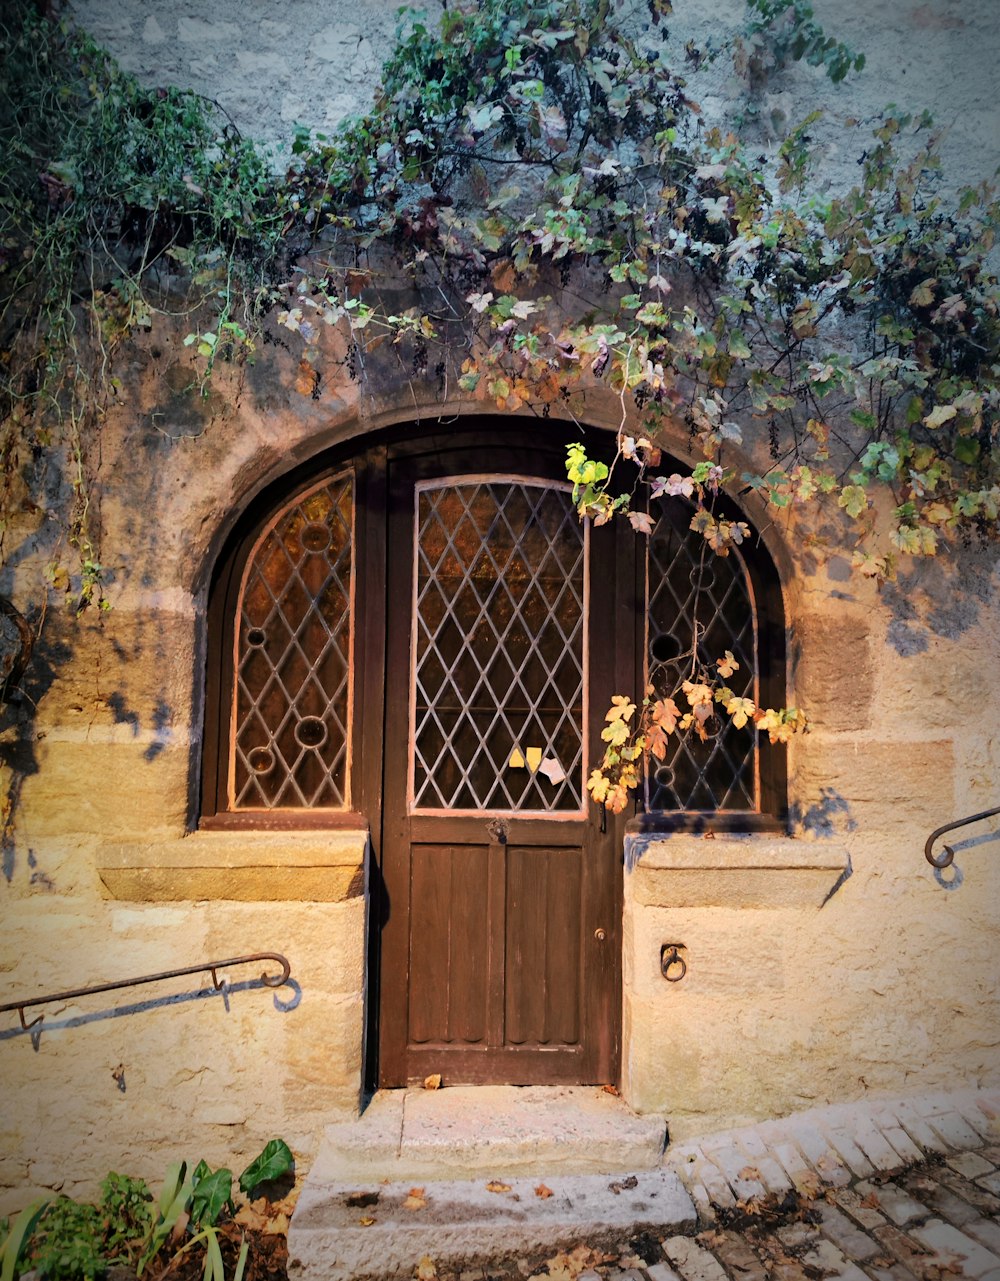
[923,404,957,429]
[359,1216,376,1227]
[716,650,739,678]
[725,696,756,729]
[415,1256,438,1280]
[423,1073,442,1090]
[605,695,637,723]
[404,1187,427,1211]
[600,719,630,747]
[586,769,610,803]
[534,1184,554,1199]
[908,278,936,307]
[485,1181,512,1194]
[682,680,713,708]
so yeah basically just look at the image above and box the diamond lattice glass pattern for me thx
[232,474,353,808]
[412,481,586,812]
[647,498,757,811]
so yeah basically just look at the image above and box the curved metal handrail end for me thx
[925,806,1000,868]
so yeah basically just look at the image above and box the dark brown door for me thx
[378,437,623,1086]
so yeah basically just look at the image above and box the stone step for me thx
[288,1167,696,1281]
[306,1086,669,1184]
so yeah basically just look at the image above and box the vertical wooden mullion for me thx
[378,448,415,1086]
[486,840,507,1049]
[356,447,389,1093]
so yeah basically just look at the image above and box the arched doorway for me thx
[201,417,785,1089]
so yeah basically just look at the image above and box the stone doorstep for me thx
[307,1087,669,1184]
[287,1167,696,1281]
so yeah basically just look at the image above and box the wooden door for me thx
[378,437,623,1086]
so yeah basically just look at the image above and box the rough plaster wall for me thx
[1,0,999,1206]
[66,0,1000,187]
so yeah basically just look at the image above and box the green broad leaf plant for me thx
[0,0,996,814]
[0,1141,289,1280]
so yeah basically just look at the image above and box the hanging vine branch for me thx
[0,0,996,803]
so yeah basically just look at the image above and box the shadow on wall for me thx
[0,975,302,1053]
[885,549,998,655]
[929,827,1000,893]
[0,622,71,882]
[790,786,857,838]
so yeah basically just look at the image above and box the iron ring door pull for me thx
[660,944,687,982]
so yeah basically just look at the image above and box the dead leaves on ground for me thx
[403,1186,428,1211]
[529,1244,614,1281]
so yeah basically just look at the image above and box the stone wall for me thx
[1,0,998,1209]
[65,0,1000,190]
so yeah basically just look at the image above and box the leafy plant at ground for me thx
[0,1141,290,1280]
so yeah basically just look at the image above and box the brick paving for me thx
[439,1088,1000,1281]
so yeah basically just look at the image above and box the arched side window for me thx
[638,491,787,830]
[201,468,355,821]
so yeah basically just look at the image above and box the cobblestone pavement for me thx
[437,1090,1000,1281]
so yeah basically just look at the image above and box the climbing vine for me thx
[0,0,997,809]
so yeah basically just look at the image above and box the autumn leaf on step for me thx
[737,1165,762,1181]
[485,1180,512,1194]
[601,1083,620,1096]
[415,1256,438,1280]
[534,1184,554,1199]
[404,1187,427,1210]
[423,1073,442,1090]
[359,1216,376,1227]
[540,1245,605,1281]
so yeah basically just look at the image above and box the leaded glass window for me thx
[410,478,587,814]
[645,496,759,813]
[230,472,354,809]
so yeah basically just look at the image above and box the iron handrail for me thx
[0,952,291,1032]
[925,806,1000,868]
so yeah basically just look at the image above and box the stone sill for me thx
[625,832,849,909]
[98,828,368,902]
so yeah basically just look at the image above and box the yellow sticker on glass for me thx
[508,747,526,769]
[525,746,543,772]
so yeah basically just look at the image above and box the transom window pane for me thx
[410,478,587,813]
[231,473,353,808]
[646,498,758,811]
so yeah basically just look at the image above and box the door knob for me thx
[594,928,607,941]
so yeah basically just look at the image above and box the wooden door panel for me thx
[504,845,582,1047]
[408,844,490,1046]
[379,434,624,1088]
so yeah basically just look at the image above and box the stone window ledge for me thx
[624,832,850,909]
[98,828,369,903]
